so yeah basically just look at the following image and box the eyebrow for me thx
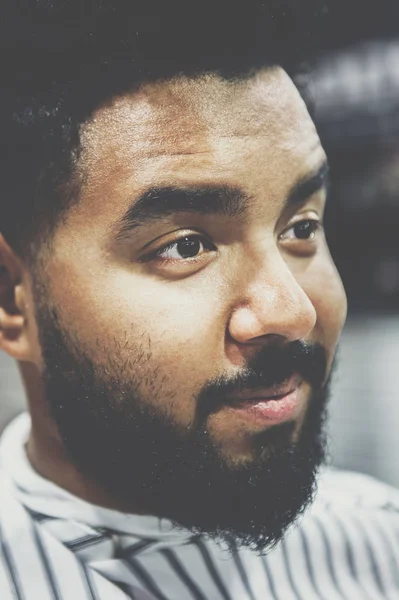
[113,160,329,241]
[287,160,329,207]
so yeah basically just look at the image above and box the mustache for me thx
[195,340,327,423]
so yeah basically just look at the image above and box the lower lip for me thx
[230,389,300,424]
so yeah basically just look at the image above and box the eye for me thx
[280,218,321,242]
[293,219,320,240]
[154,235,215,261]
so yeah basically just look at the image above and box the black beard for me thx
[34,295,331,554]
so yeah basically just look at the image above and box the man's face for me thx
[31,68,346,550]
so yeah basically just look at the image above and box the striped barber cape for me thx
[0,413,399,600]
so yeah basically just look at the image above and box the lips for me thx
[226,374,303,407]
[222,375,304,425]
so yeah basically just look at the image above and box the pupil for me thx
[177,237,201,258]
[294,221,313,240]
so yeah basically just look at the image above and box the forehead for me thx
[78,68,323,217]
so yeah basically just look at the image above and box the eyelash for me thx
[147,217,321,264]
[152,235,216,262]
[280,218,321,242]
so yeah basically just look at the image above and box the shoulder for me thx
[303,467,399,544]
[278,469,399,597]
[314,467,399,514]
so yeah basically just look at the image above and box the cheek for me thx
[109,271,223,359]
[303,258,347,354]
[49,262,225,392]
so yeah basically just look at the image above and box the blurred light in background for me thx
[312,38,399,487]
[314,39,399,312]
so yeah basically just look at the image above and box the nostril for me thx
[228,293,316,346]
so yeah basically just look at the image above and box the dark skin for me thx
[0,68,347,512]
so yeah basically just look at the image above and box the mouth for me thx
[225,375,304,425]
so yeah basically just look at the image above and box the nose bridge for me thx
[230,247,317,342]
[259,253,308,314]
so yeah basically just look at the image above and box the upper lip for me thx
[226,374,303,404]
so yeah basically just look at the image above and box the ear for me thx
[0,234,36,362]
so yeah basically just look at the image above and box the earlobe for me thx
[0,305,31,360]
[0,236,35,362]
[0,306,25,332]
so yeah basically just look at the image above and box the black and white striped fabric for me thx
[0,414,398,600]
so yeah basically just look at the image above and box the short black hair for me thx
[0,0,328,261]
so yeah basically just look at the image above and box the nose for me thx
[228,252,317,345]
